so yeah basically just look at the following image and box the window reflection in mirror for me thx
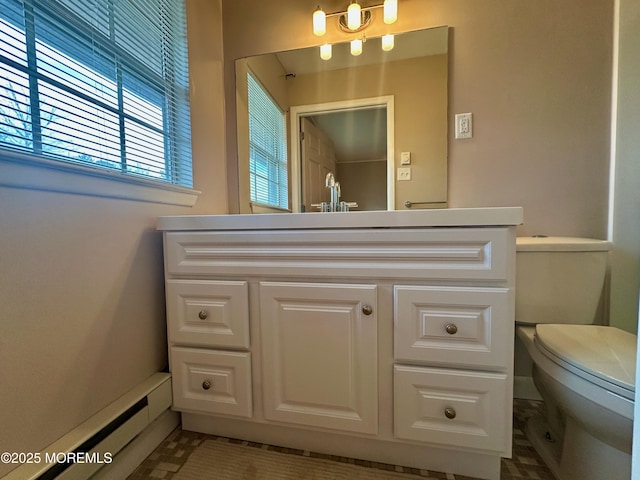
[247,71,288,210]
[235,26,449,213]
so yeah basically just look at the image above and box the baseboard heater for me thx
[3,373,173,480]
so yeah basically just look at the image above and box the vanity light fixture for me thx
[381,33,394,51]
[313,7,326,36]
[347,1,362,30]
[350,38,363,56]
[312,0,398,59]
[320,43,332,60]
[383,0,398,24]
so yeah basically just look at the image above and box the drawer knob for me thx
[198,310,208,320]
[444,407,456,419]
[202,380,212,390]
[445,323,458,335]
[362,304,373,316]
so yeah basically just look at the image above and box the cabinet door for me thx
[166,280,249,349]
[260,282,378,434]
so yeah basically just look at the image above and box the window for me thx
[0,0,192,188]
[247,71,288,210]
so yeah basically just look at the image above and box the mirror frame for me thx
[290,95,395,213]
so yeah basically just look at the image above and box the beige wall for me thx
[223,0,613,239]
[0,191,175,475]
[0,0,226,475]
[338,160,387,211]
[188,0,227,210]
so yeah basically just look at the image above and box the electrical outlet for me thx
[455,113,473,139]
[397,167,411,181]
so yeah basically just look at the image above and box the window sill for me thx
[250,202,291,214]
[0,150,200,207]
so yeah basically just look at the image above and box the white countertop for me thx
[157,207,523,231]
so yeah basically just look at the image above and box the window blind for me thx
[247,71,288,210]
[0,0,192,187]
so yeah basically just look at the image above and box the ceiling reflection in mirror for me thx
[235,26,449,213]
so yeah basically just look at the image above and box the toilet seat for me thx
[534,324,636,401]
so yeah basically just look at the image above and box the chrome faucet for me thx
[311,172,356,212]
[325,172,340,210]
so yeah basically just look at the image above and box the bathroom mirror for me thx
[235,26,449,212]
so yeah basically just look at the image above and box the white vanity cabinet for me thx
[158,208,522,480]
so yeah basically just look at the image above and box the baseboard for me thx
[514,375,543,400]
[90,409,179,480]
[1,373,176,480]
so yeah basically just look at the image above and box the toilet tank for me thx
[516,237,611,325]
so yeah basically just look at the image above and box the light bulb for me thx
[383,0,397,24]
[320,43,332,60]
[350,38,363,56]
[381,34,394,51]
[313,7,326,36]
[347,2,361,31]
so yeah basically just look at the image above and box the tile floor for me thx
[127,399,555,480]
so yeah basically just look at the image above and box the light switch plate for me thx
[400,152,411,165]
[397,167,411,181]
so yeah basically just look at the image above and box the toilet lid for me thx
[535,324,636,396]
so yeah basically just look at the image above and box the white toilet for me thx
[515,236,636,480]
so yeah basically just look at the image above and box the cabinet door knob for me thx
[362,304,373,316]
[202,380,212,390]
[198,310,208,320]
[444,407,456,419]
[445,323,458,335]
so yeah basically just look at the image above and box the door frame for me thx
[289,95,395,213]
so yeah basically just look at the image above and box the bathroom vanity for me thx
[157,208,522,480]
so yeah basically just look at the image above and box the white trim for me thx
[0,150,200,207]
[607,0,620,242]
[289,95,395,213]
[250,202,291,214]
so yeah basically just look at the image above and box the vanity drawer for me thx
[171,347,252,418]
[394,285,511,369]
[394,365,509,453]
[166,280,249,349]
[164,228,511,281]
